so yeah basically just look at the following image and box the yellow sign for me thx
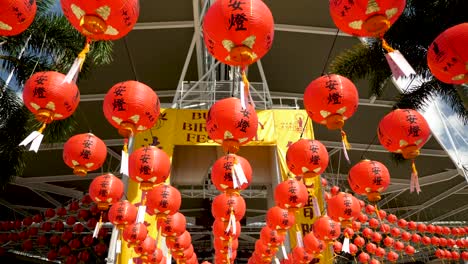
[121,109,331,263]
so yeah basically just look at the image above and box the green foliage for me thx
[329,0,468,122]
[0,6,114,187]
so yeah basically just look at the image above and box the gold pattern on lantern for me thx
[46,101,56,110]
[385,8,398,19]
[0,21,12,31]
[71,4,86,19]
[242,35,256,49]
[222,40,236,52]
[366,0,381,15]
[104,25,119,35]
[348,20,363,30]
[96,6,111,20]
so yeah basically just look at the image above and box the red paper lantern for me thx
[89,173,124,210]
[352,221,362,232]
[375,247,386,258]
[203,0,274,67]
[286,139,329,178]
[206,97,258,153]
[427,23,468,84]
[313,215,341,242]
[214,238,239,254]
[304,74,359,132]
[404,245,415,255]
[211,153,252,191]
[259,226,285,247]
[146,184,181,217]
[387,251,399,262]
[390,227,401,238]
[266,206,295,232]
[417,223,427,233]
[411,234,421,244]
[157,212,187,237]
[383,237,394,248]
[326,192,361,226]
[103,81,160,138]
[108,200,137,229]
[461,251,468,261]
[23,71,80,124]
[397,219,407,229]
[354,236,365,248]
[303,232,325,255]
[407,221,417,230]
[362,227,373,239]
[274,179,308,211]
[378,109,431,157]
[135,236,156,257]
[329,0,406,37]
[166,231,191,250]
[122,223,148,247]
[292,246,314,263]
[368,218,380,229]
[255,240,276,257]
[47,250,58,261]
[371,232,383,243]
[213,218,241,240]
[349,243,358,256]
[348,160,390,202]
[212,192,246,221]
[333,241,343,253]
[60,0,139,41]
[421,236,431,245]
[366,243,377,254]
[128,146,171,190]
[63,133,107,176]
[0,0,36,36]
[387,214,397,223]
[358,252,370,264]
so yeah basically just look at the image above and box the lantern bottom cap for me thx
[325,114,344,130]
[401,145,420,159]
[362,14,390,37]
[35,109,54,124]
[118,122,136,138]
[73,166,88,177]
[367,192,381,203]
[80,15,108,35]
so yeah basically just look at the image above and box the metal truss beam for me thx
[16,173,102,184]
[31,190,61,207]
[401,181,467,219]
[0,198,30,216]
[107,147,121,161]
[13,178,83,199]
[239,234,258,243]
[378,190,405,207]
[430,203,468,222]
[383,170,459,194]
[8,205,48,211]
[133,21,194,30]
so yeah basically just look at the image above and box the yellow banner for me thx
[121,109,331,263]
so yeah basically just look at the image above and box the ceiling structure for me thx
[0,0,467,263]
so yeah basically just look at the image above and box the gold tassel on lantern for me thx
[410,159,421,194]
[63,39,92,84]
[340,129,351,163]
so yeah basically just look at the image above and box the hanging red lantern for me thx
[427,23,468,84]
[286,139,329,178]
[362,227,373,239]
[129,146,171,190]
[404,245,415,255]
[421,236,431,245]
[461,252,468,261]
[368,218,380,229]
[411,234,421,244]
[103,80,160,138]
[417,223,427,233]
[89,173,124,210]
[326,192,361,226]
[214,238,239,254]
[329,0,406,37]
[60,0,139,41]
[212,192,246,222]
[63,133,107,176]
[146,184,181,218]
[303,74,358,157]
[255,240,276,258]
[375,247,386,258]
[266,206,295,233]
[211,153,252,191]
[213,218,241,241]
[108,200,137,229]
[387,214,398,223]
[383,237,395,248]
[407,221,417,231]
[378,109,431,193]
[0,0,37,36]
[259,226,285,247]
[387,251,399,262]
[348,160,390,202]
[313,215,341,243]
[366,243,377,254]
[358,213,369,224]
[292,246,314,263]
[397,219,408,229]
[390,227,401,238]
[371,232,383,244]
[303,232,325,256]
[21,71,80,152]
[274,179,308,211]
[358,252,370,264]
[166,231,191,250]
[122,223,148,248]
[206,97,258,153]
[203,0,274,67]
[352,221,362,232]
[135,236,156,258]
[354,236,365,248]
[333,241,343,253]
[439,238,448,247]
[431,236,440,246]
[157,212,186,238]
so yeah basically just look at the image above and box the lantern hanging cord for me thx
[360,134,378,160]
[381,38,395,53]
[299,116,310,139]
[321,29,340,76]
[78,39,92,71]
[124,36,139,81]
[37,122,47,134]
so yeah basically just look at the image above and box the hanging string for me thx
[124,36,139,82]
[360,134,378,160]
[299,116,310,139]
[321,29,340,76]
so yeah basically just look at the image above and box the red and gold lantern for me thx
[348,160,390,202]
[303,232,324,256]
[146,184,181,218]
[212,192,246,222]
[303,74,358,157]
[166,231,191,250]
[378,109,431,193]
[129,146,171,190]
[213,218,241,241]
[286,139,329,178]
[259,226,285,247]
[63,133,107,176]
[103,81,160,138]
[122,223,148,248]
[206,97,258,153]
[60,0,139,41]
[313,215,341,243]
[108,200,137,229]
[88,173,124,210]
[203,0,274,67]
[326,192,361,226]
[21,71,80,152]
[329,0,406,38]
[0,0,36,36]
[266,206,295,233]
[274,179,308,211]
[211,153,252,191]
[427,23,468,84]
[157,212,187,237]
